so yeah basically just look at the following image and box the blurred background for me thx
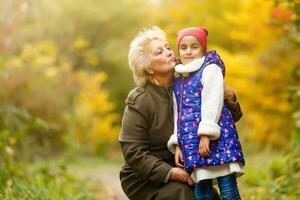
[0,0,299,199]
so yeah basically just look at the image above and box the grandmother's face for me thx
[146,39,176,75]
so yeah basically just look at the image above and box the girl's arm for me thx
[197,64,224,140]
[167,91,179,154]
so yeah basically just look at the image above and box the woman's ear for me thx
[145,68,155,75]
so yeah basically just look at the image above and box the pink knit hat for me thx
[176,27,208,53]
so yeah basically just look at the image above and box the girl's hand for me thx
[199,136,210,157]
[169,167,194,186]
[175,146,184,168]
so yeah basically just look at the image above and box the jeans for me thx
[194,174,241,200]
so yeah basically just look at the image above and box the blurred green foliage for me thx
[0,161,91,200]
[0,0,154,113]
[0,0,299,198]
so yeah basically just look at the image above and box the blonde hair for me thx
[128,26,167,87]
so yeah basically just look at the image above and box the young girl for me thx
[167,27,245,200]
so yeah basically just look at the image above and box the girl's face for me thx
[178,35,204,65]
[146,39,176,75]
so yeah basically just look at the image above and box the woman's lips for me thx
[169,57,176,62]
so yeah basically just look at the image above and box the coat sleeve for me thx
[119,92,172,185]
[167,91,179,154]
[225,96,243,122]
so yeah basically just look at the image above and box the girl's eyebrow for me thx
[180,42,200,46]
[190,42,201,45]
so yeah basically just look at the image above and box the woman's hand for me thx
[199,136,210,157]
[169,167,194,186]
[224,84,237,102]
[175,146,184,168]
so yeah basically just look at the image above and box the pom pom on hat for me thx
[176,27,208,53]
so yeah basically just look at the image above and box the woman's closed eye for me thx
[155,47,170,55]
[154,49,162,55]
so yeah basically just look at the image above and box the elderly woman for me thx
[119,27,242,200]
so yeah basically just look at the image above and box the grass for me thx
[1,144,290,200]
[66,154,125,200]
[0,160,92,200]
[238,145,286,199]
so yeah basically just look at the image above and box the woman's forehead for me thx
[149,39,168,48]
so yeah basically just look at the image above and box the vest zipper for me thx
[179,78,184,128]
[179,77,185,168]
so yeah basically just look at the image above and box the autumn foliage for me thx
[0,0,299,198]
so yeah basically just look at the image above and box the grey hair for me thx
[128,26,167,87]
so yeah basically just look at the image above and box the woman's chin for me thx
[170,61,176,68]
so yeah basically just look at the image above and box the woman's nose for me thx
[166,49,173,57]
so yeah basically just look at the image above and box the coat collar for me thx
[145,80,173,102]
[175,56,205,75]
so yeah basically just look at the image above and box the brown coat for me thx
[119,81,242,200]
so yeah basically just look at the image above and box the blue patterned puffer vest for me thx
[174,50,245,171]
